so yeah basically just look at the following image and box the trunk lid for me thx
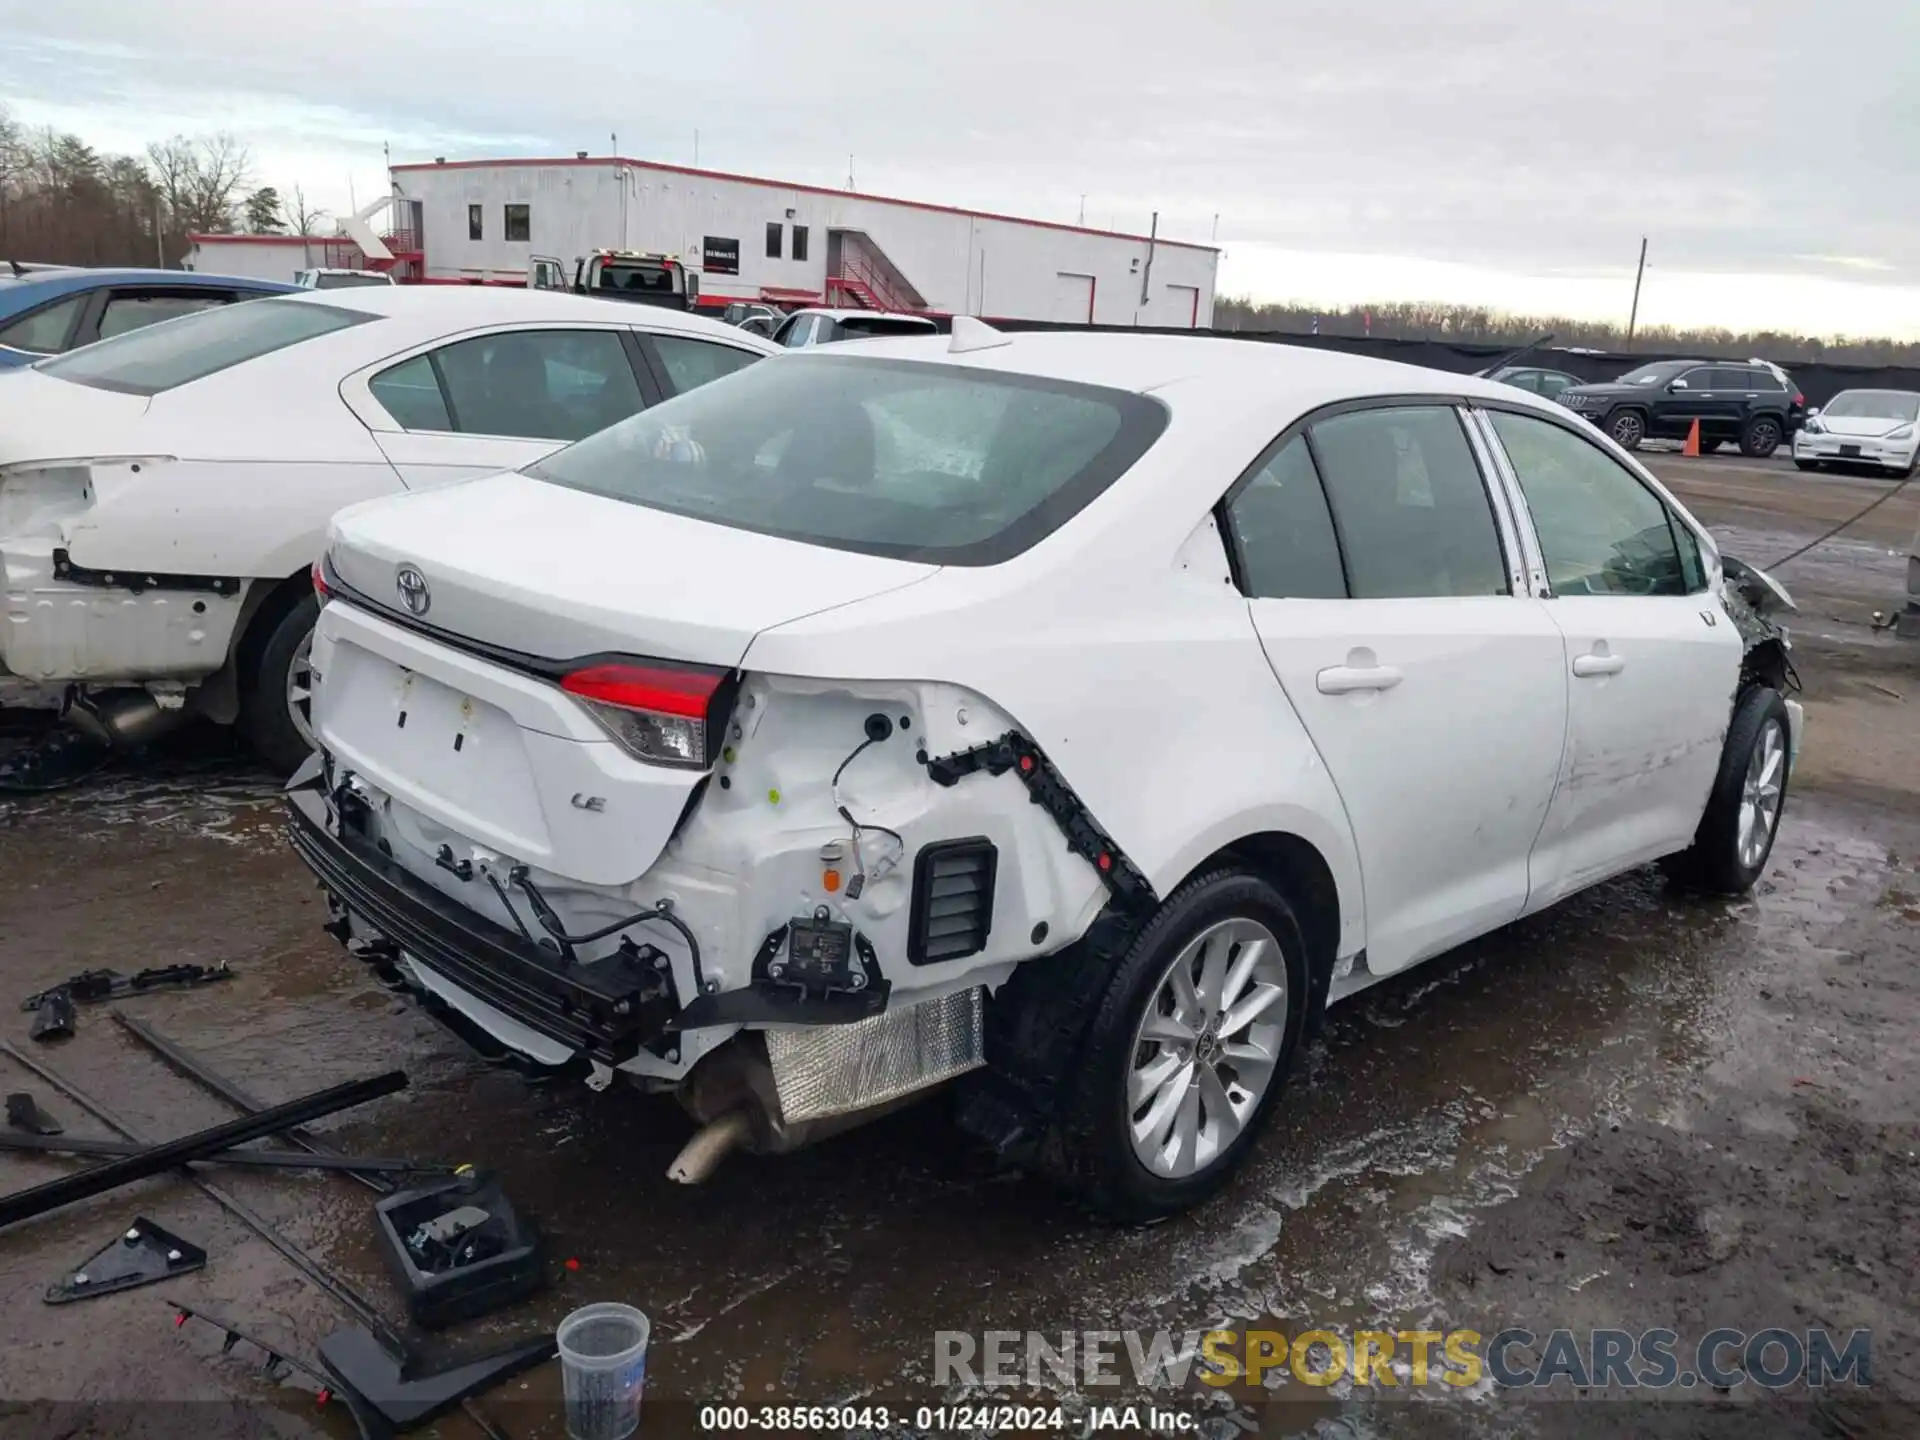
[327,470,938,667]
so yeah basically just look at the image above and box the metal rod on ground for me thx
[0,1130,447,1175]
[111,1009,395,1194]
[0,1042,411,1358]
[0,1061,404,1230]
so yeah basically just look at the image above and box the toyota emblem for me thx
[395,565,431,616]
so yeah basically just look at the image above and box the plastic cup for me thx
[557,1302,650,1440]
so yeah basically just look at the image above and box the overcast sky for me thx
[4,0,1917,334]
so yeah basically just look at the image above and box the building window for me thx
[468,204,483,241]
[504,204,531,243]
[792,225,809,262]
[766,222,783,259]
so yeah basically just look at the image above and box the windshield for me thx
[527,354,1169,564]
[1614,361,1689,386]
[35,297,374,395]
[1823,390,1920,423]
[836,315,937,338]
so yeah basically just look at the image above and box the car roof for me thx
[0,267,298,308]
[272,283,779,345]
[808,327,1551,410]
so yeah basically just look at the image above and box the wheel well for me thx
[191,568,314,725]
[1606,405,1647,428]
[1212,831,1340,1019]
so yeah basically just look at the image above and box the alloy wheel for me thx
[1749,419,1780,454]
[1127,916,1289,1179]
[286,630,316,752]
[1610,412,1644,448]
[1738,718,1786,870]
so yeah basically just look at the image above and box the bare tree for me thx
[288,183,330,237]
[145,132,255,260]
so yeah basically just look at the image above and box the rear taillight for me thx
[561,662,725,768]
[1794,392,1805,406]
[311,559,330,600]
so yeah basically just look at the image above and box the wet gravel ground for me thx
[0,455,1916,1439]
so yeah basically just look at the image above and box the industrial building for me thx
[188,154,1219,328]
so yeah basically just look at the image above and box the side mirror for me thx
[1807,406,1822,418]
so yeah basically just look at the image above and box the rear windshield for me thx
[526,354,1169,564]
[835,315,937,339]
[35,297,373,395]
[1824,390,1920,422]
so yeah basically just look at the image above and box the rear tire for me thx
[1740,415,1783,458]
[238,592,320,774]
[1666,686,1790,895]
[1606,410,1646,450]
[1042,869,1309,1224]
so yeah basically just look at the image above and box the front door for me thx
[1478,406,1744,908]
[1225,405,1568,975]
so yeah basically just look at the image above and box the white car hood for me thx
[326,469,940,666]
[0,370,150,465]
[1817,415,1911,439]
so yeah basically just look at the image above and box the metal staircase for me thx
[826,229,926,312]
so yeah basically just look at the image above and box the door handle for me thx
[1572,653,1625,677]
[1317,664,1404,695]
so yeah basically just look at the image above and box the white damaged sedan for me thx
[292,320,1804,1220]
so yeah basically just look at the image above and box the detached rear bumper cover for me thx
[286,785,662,1064]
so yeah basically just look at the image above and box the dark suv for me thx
[1558,359,1807,457]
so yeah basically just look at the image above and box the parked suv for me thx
[1558,359,1806,456]
[290,323,1805,1221]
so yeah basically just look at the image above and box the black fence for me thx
[982,319,1920,410]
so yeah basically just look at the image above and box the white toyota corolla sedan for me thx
[292,320,1804,1221]
[0,287,775,771]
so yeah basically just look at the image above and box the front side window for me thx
[35,298,371,395]
[1224,435,1346,599]
[779,314,816,348]
[1489,409,1688,597]
[504,203,531,243]
[424,328,644,442]
[98,292,227,340]
[1306,406,1508,599]
[527,354,1167,564]
[649,334,761,394]
[0,294,85,353]
[1538,371,1576,398]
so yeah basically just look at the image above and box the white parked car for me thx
[291,321,1803,1221]
[295,268,398,290]
[771,307,939,348]
[1792,388,1920,476]
[0,287,776,770]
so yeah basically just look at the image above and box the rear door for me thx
[347,324,662,487]
[1475,405,1741,907]
[1227,402,1568,975]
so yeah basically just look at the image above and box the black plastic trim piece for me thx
[922,731,1156,915]
[53,548,240,596]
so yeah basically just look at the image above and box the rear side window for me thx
[649,335,761,394]
[1306,407,1508,598]
[1224,435,1345,599]
[0,294,84,354]
[527,354,1168,564]
[35,298,371,395]
[368,354,453,431]
[97,292,227,341]
[836,316,936,340]
[415,328,644,443]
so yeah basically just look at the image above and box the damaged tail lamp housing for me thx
[561,661,730,768]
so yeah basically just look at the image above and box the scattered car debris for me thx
[317,1322,555,1434]
[110,1008,399,1195]
[0,1130,454,1177]
[22,962,235,1014]
[26,990,76,1043]
[6,1091,63,1135]
[375,1169,544,1330]
[0,1044,404,1230]
[46,1217,206,1304]
[0,726,113,795]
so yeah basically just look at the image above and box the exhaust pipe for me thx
[66,688,186,749]
[666,1110,752,1185]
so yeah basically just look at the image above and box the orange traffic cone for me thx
[1683,419,1701,457]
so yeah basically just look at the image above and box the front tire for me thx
[1740,415,1783,458]
[1668,686,1791,894]
[1606,410,1646,450]
[237,592,320,774]
[1044,869,1309,1223]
